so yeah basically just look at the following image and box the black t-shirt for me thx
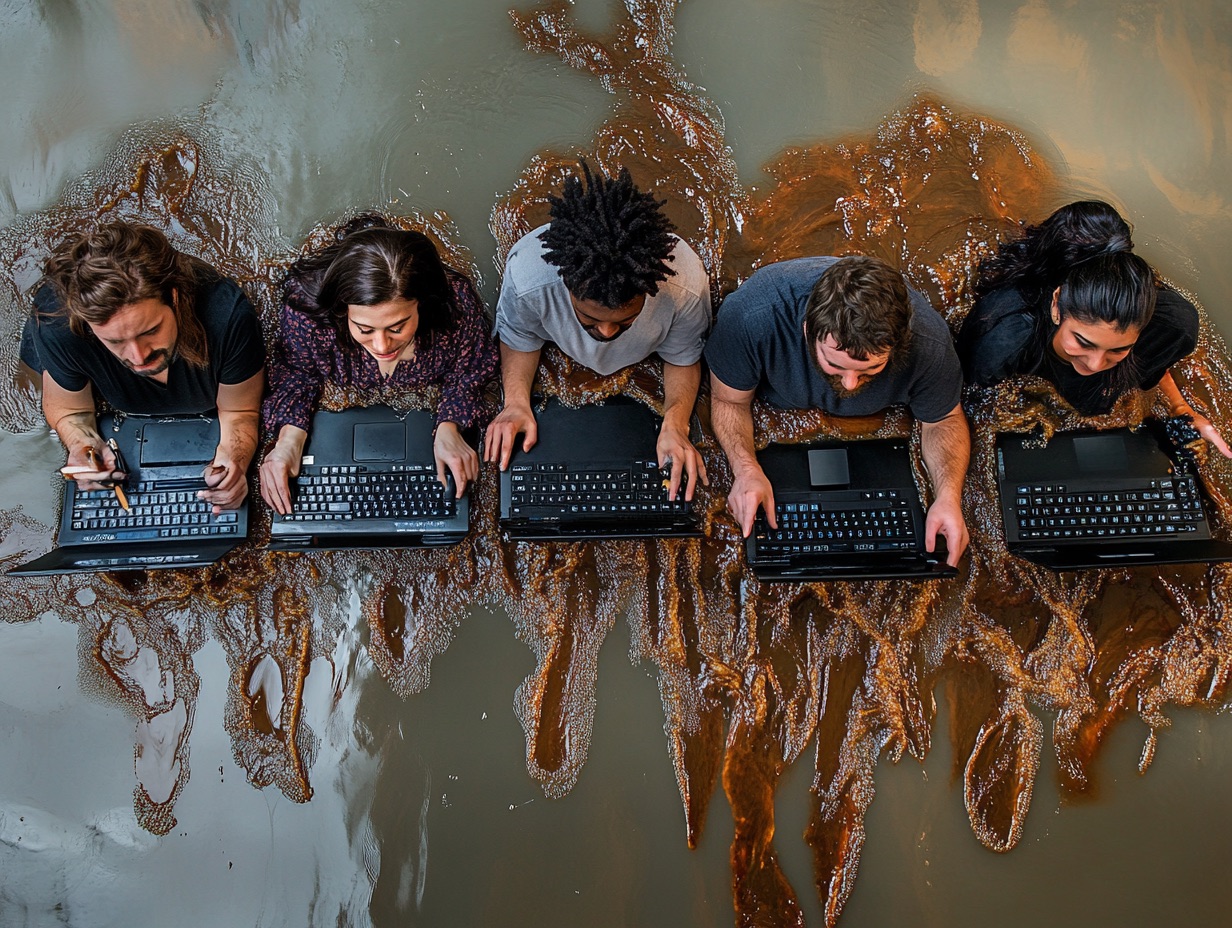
[957,284,1198,415]
[25,275,265,415]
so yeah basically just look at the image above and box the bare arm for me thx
[1157,370,1231,457]
[709,372,775,536]
[42,374,120,487]
[483,342,542,470]
[201,370,264,512]
[658,360,708,500]
[919,403,970,566]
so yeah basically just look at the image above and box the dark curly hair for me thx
[283,214,458,350]
[538,162,677,309]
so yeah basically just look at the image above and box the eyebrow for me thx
[352,314,415,331]
[1074,332,1136,351]
[104,322,161,343]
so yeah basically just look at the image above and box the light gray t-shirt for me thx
[494,223,711,375]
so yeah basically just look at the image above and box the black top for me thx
[23,274,265,416]
[957,284,1198,415]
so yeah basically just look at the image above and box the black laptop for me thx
[498,397,700,541]
[995,424,1232,570]
[266,405,471,551]
[9,414,248,576]
[745,438,956,581]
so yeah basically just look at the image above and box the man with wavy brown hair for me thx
[20,221,265,511]
[706,255,970,565]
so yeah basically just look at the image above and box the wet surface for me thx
[4,1,1232,926]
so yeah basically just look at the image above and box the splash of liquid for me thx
[4,2,1232,925]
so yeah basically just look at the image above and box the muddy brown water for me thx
[3,2,1232,926]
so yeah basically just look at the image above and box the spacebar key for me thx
[113,529,163,540]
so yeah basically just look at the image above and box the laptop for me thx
[9,413,248,576]
[498,397,700,541]
[745,438,956,581]
[266,405,470,551]
[995,424,1232,570]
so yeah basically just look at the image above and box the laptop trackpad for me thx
[353,422,406,462]
[808,448,850,488]
[1073,433,1129,474]
[139,419,220,466]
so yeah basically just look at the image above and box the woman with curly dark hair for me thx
[957,200,1229,455]
[258,215,499,514]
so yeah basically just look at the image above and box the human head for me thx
[538,161,677,312]
[303,216,455,349]
[40,221,208,367]
[804,256,913,362]
[1053,251,1156,332]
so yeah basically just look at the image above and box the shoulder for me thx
[661,236,709,295]
[197,274,255,319]
[1151,286,1199,334]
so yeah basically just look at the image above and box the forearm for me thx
[661,361,701,433]
[710,394,760,479]
[218,409,261,469]
[42,377,100,455]
[1157,371,1192,414]
[919,407,970,505]
[498,342,541,408]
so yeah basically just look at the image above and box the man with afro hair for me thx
[485,162,711,500]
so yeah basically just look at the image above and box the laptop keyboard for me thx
[283,465,455,521]
[1013,475,1205,540]
[71,480,239,539]
[507,461,692,518]
[755,490,917,556]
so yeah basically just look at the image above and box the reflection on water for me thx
[4,0,1232,925]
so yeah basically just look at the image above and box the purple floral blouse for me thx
[262,270,499,435]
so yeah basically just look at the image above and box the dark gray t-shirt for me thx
[704,256,963,422]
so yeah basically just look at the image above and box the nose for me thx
[122,340,148,365]
[372,331,392,354]
[595,321,621,338]
[841,370,860,390]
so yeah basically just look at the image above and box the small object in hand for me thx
[1163,413,1203,452]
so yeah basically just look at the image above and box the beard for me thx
[123,348,174,377]
[823,372,872,398]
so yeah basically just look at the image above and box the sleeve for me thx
[261,302,328,435]
[434,275,500,429]
[653,285,711,366]
[957,291,1036,387]
[1135,287,1199,390]
[28,286,90,392]
[703,290,763,392]
[907,333,965,423]
[215,284,266,385]
[493,268,549,353]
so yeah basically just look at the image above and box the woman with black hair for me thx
[258,216,499,514]
[957,200,1229,455]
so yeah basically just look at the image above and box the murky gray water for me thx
[4,1,1232,926]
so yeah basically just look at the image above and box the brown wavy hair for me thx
[804,256,913,361]
[39,221,212,368]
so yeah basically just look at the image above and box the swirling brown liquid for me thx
[3,1,1232,924]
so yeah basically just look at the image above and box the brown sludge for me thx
[3,1,1232,925]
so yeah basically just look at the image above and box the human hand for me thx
[62,441,124,491]
[925,496,968,567]
[258,438,302,515]
[1187,410,1232,458]
[483,402,538,471]
[656,421,708,501]
[434,422,480,498]
[199,448,249,513]
[727,466,776,538]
